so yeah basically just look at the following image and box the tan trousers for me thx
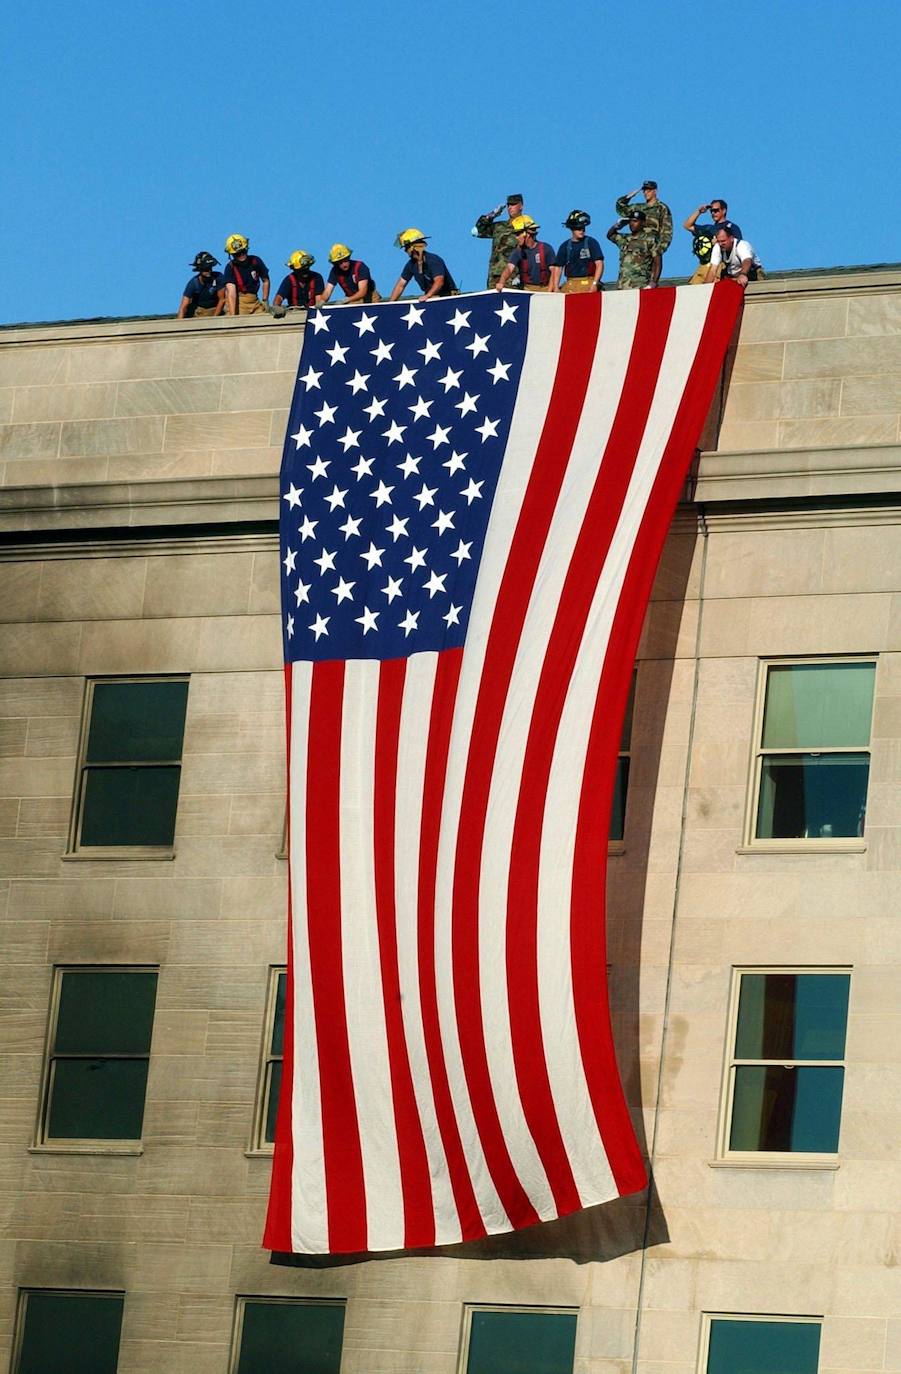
[562,278,599,294]
[238,293,266,315]
[193,305,219,317]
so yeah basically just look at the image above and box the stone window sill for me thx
[62,849,176,863]
[29,1143,144,1157]
[735,842,866,856]
[708,1156,839,1171]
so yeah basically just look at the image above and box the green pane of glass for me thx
[87,680,188,763]
[735,974,849,1061]
[265,1061,283,1145]
[620,673,636,751]
[18,1292,124,1374]
[730,1065,844,1152]
[237,1301,345,1374]
[271,974,287,1056]
[47,1059,149,1140]
[762,662,874,749]
[55,971,157,1055]
[707,1317,821,1374]
[467,1310,577,1374]
[609,757,630,842]
[756,753,869,839]
[81,767,181,847]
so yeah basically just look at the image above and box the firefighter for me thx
[272,251,325,313]
[557,211,605,293]
[387,228,458,301]
[223,235,270,316]
[495,216,559,292]
[318,245,379,305]
[177,252,226,318]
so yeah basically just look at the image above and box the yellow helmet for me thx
[286,250,315,270]
[510,214,538,234]
[395,227,428,250]
[328,243,352,264]
[225,233,249,255]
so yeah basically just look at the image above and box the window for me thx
[749,659,875,845]
[460,1306,577,1374]
[12,1290,124,1374]
[251,967,286,1152]
[700,1314,821,1374]
[69,677,189,854]
[609,671,636,844]
[38,967,158,1147]
[720,970,850,1161]
[230,1298,345,1374]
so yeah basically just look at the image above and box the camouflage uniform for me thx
[615,195,673,256]
[610,229,658,289]
[475,214,520,289]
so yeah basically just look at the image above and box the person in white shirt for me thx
[706,226,764,286]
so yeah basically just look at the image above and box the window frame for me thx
[66,674,190,860]
[248,966,287,1156]
[33,964,158,1155]
[743,655,876,852]
[715,966,851,1167]
[609,666,637,854]
[697,1312,822,1374]
[457,1303,579,1374]
[228,1295,346,1374]
[11,1288,126,1374]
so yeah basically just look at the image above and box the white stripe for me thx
[288,660,328,1254]
[338,660,405,1251]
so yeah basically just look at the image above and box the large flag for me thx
[266,283,742,1255]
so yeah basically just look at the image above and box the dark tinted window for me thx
[16,1291,124,1374]
[707,1317,821,1374]
[236,1300,345,1374]
[87,680,189,762]
[467,1310,577,1374]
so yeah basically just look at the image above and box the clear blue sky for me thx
[5,0,899,324]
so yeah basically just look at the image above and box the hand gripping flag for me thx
[266,283,742,1254]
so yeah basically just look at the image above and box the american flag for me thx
[266,283,742,1255]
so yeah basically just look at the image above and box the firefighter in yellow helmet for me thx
[495,216,560,292]
[318,244,380,305]
[272,252,325,313]
[388,228,458,302]
[222,234,270,315]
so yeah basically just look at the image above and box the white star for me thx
[370,339,394,364]
[414,482,437,509]
[291,424,313,449]
[309,613,330,639]
[398,452,421,479]
[455,392,479,417]
[443,449,467,475]
[427,423,451,449]
[495,300,518,325]
[326,340,349,365]
[300,366,322,389]
[356,606,379,634]
[351,454,374,479]
[346,369,370,394]
[324,484,347,511]
[448,308,472,333]
[386,513,409,541]
[383,420,407,446]
[283,483,303,509]
[399,608,420,636]
[451,539,472,564]
[339,513,362,539]
[338,426,361,451]
[487,358,512,384]
[331,576,355,604]
[437,366,463,392]
[402,302,425,327]
[382,575,404,603]
[418,338,442,363]
[465,332,490,358]
[314,400,337,426]
[432,509,455,534]
[443,603,462,627]
[360,541,385,569]
[461,478,484,504]
[286,614,294,639]
[353,311,378,336]
[309,311,330,333]
[283,547,297,574]
[307,456,329,480]
[294,580,311,605]
[408,395,433,421]
[404,546,428,572]
[475,416,500,442]
[314,547,336,575]
[371,480,394,507]
[424,570,447,598]
[393,363,418,390]
[363,395,387,420]
[299,516,318,542]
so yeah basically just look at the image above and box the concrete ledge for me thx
[696,443,901,504]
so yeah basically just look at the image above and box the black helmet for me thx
[191,251,220,270]
[564,209,591,230]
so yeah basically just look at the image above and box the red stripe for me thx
[506,288,675,1211]
[373,657,436,1248]
[451,293,602,1226]
[572,281,743,1193]
[416,648,486,1241]
[306,660,368,1251]
[263,663,296,1251]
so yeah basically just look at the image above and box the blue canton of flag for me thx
[279,293,529,661]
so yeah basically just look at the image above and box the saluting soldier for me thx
[473,193,527,289]
[615,180,673,258]
[606,209,659,290]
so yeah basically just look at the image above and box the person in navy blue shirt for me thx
[388,228,458,301]
[273,251,325,311]
[223,234,270,315]
[177,252,226,318]
[557,210,605,293]
[496,215,559,292]
[319,245,379,304]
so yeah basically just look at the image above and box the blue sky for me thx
[5,0,899,324]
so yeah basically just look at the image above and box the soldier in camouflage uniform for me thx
[615,181,673,285]
[473,194,525,289]
[606,209,659,290]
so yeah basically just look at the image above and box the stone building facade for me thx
[0,268,899,1373]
